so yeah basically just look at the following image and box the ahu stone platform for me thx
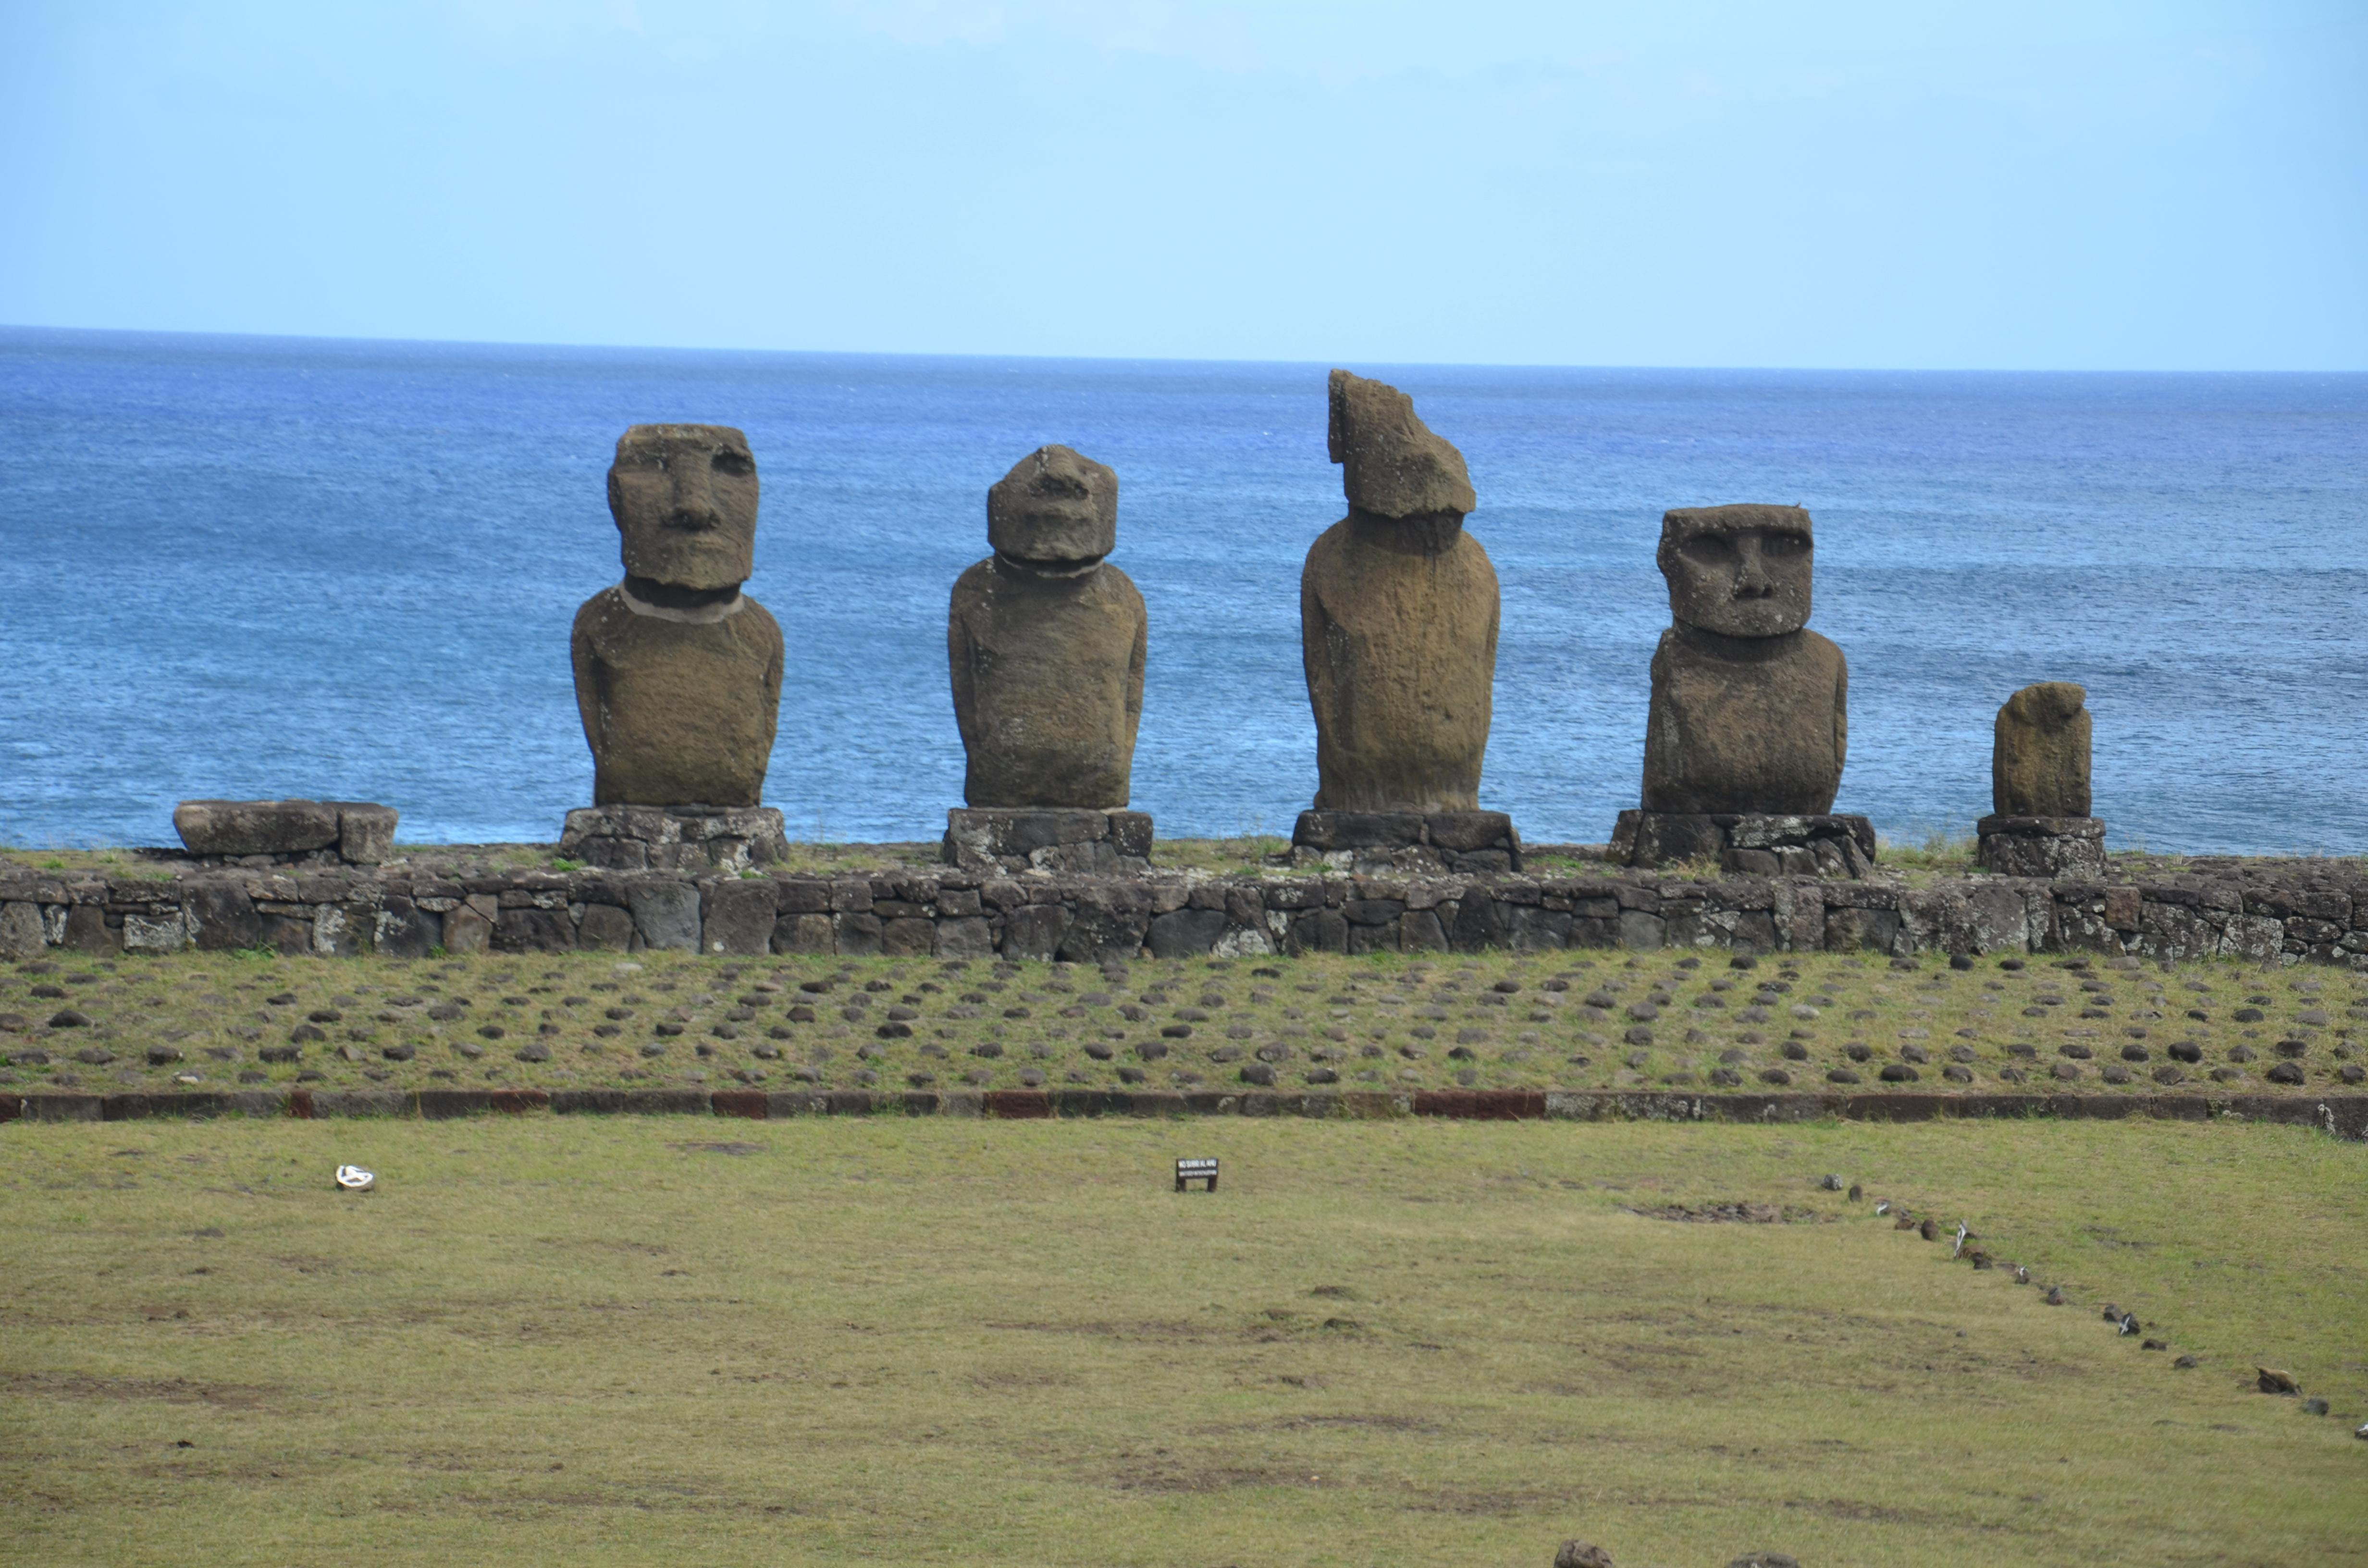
[4,852,2367,969]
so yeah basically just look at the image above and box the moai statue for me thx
[561,425,788,873]
[942,445,1151,875]
[1992,682,2091,817]
[1294,370,1517,873]
[1616,504,1871,875]
[1978,682,2104,876]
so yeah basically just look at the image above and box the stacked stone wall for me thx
[4,857,2366,969]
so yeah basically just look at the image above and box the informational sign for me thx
[1174,1157,1218,1193]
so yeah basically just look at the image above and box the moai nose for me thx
[1732,538,1776,598]
[666,459,721,528]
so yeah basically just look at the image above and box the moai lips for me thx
[571,424,783,808]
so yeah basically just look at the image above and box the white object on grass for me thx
[335,1165,376,1192]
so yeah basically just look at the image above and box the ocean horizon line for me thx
[6,321,2364,382]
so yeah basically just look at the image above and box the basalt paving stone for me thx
[0,948,2358,1103]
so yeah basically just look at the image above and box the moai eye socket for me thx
[1760,530,1810,558]
[1678,533,1735,567]
[711,449,754,478]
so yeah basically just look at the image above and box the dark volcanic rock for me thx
[1991,682,2092,816]
[1301,370,1497,814]
[572,425,782,807]
[1641,505,1846,815]
[950,446,1146,809]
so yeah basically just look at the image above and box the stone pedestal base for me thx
[1612,810,1877,878]
[1977,815,2106,878]
[1290,810,1521,874]
[943,808,1153,875]
[171,798,400,867]
[558,805,789,873]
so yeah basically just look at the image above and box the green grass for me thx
[1,1116,2362,1566]
[4,944,2360,1103]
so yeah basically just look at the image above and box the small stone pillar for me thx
[1617,504,1870,875]
[1292,369,1516,872]
[1977,682,2104,877]
[569,425,786,854]
[944,445,1150,874]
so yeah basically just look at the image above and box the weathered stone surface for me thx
[987,443,1120,570]
[951,446,1145,810]
[557,805,787,873]
[1977,814,2108,878]
[607,423,758,590]
[1291,809,1521,874]
[571,589,782,807]
[186,881,263,951]
[1146,906,1227,958]
[374,896,440,958]
[942,807,1152,875]
[335,804,398,865]
[0,902,47,960]
[1994,682,2091,817]
[571,425,782,808]
[1614,810,1875,877]
[1639,506,1848,818]
[1303,371,1498,814]
[627,879,702,952]
[575,902,634,951]
[1328,367,1475,520]
[701,879,779,956]
[493,907,573,953]
[173,798,339,856]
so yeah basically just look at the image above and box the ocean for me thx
[2,326,2363,856]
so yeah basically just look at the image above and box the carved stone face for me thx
[607,424,759,590]
[988,445,1117,566]
[1658,504,1814,638]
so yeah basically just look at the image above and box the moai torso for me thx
[1640,504,1848,815]
[1992,681,2091,816]
[570,424,784,808]
[1301,370,1498,813]
[572,588,783,807]
[1302,518,1498,812]
[1643,625,1847,813]
[949,446,1146,808]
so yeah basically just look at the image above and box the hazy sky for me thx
[3,1,2362,368]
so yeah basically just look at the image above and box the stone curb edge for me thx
[2,1088,2362,1139]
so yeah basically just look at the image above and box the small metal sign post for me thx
[1174,1157,1218,1193]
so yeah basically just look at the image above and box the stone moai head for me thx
[1658,504,1814,638]
[606,424,759,591]
[987,445,1118,568]
[1329,369,1476,527]
[1994,681,2092,817]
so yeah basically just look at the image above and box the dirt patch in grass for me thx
[5,1372,275,1408]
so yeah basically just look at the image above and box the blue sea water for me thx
[1,326,2363,856]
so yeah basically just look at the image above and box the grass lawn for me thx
[2,1115,2362,1566]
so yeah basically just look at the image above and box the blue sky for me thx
[2,1,2362,368]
